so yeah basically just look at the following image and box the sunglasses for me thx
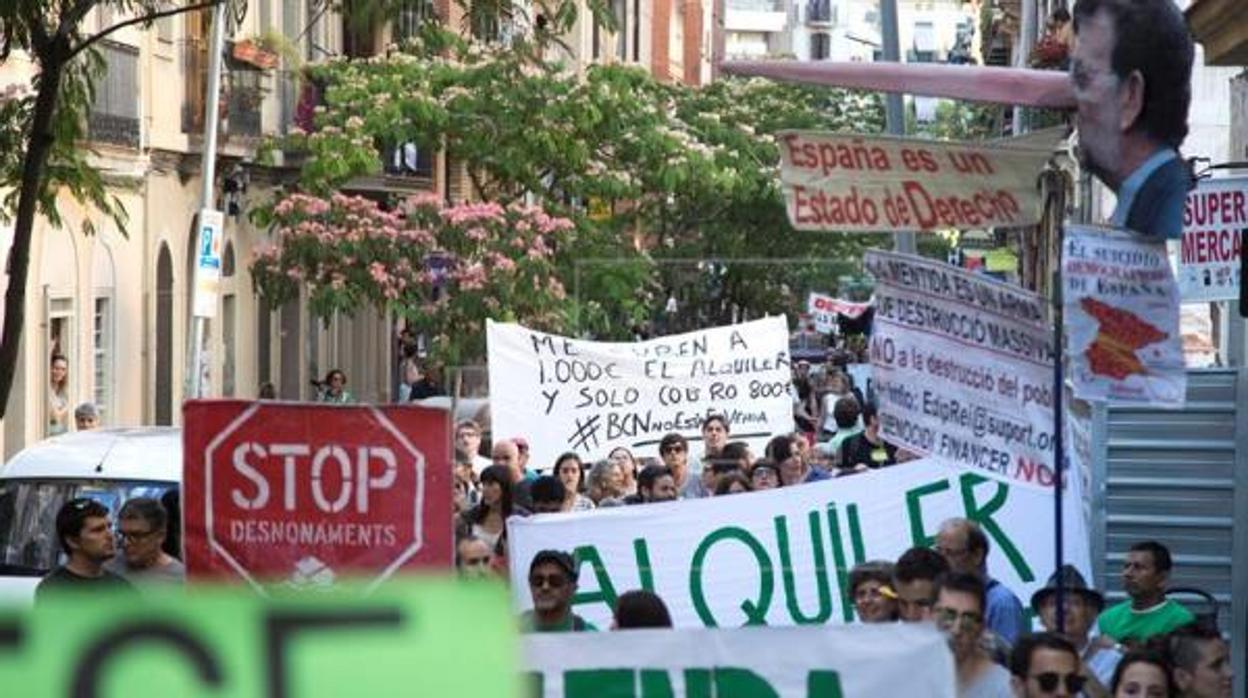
[661,445,685,454]
[1031,672,1086,694]
[461,556,491,567]
[933,607,983,630]
[529,574,569,589]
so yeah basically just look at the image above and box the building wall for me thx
[0,2,400,459]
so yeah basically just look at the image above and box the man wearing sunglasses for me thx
[520,549,597,633]
[105,497,184,583]
[36,498,134,602]
[1009,633,1086,698]
[933,572,1013,697]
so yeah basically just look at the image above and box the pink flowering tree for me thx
[251,191,574,366]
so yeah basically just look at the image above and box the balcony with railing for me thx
[805,0,836,26]
[182,39,266,140]
[88,41,141,149]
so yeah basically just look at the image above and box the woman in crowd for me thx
[554,452,595,512]
[456,465,527,551]
[317,369,353,403]
[1110,650,1174,698]
[750,459,780,491]
[849,561,899,623]
[714,473,752,496]
[608,446,640,496]
[48,354,69,436]
[613,590,673,629]
[587,459,626,506]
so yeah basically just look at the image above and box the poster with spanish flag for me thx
[1062,225,1186,408]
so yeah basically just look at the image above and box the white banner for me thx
[1063,225,1186,407]
[806,293,871,334]
[525,623,955,698]
[1177,178,1245,302]
[778,132,1054,233]
[487,318,793,469]
[509,458,1092,630]
[864,251,1056,486]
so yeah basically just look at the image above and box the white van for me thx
[0,427,181,603]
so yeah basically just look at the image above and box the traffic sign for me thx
[193,208,224,318]
[183,401,452,592]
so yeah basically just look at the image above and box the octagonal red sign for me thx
[184,401,452,591]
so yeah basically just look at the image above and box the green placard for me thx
[0,578,518,698]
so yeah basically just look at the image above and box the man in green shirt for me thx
[520,550,597,633]
[1097,541,1194,647]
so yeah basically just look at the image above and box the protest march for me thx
[1,1,1240,697]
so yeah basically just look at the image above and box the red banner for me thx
[184,401,452,591]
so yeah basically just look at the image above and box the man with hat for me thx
[1031,565,1121,697]
[520,549,597,633]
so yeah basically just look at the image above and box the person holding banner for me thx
[521,550,597,633]
[1070,0,1194,240]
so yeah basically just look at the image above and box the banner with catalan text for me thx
[864,250,1056,486]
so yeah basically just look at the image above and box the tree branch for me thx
[67,0,223,61]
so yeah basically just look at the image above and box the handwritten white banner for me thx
[486,318,793,469]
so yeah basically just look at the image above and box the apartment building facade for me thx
[0,0,717,458]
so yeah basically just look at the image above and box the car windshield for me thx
[0,479,176,575]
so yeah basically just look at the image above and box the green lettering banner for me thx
[510,458,1091,628]
[525,623,956,697]
[0,579,519,697]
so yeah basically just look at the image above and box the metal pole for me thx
[1014,0,1038,134]
[190,0,228,400]
[1052,235,1066,635]
[879,0,914,254]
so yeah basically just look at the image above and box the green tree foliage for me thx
[0,0,241,417]
[260,12,886,353]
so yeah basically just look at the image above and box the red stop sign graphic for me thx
[184,401,452,590]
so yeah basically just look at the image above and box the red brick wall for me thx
[652,0,673,81]
[682,0,703,85]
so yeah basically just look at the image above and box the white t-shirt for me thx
[472,454,492,476]
[820,391,851,434]
[960,663,1012,698]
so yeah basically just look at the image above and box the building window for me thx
[226,67,263,138]
[395,0,435,44]
[613,0,628,60]
[911,21,936,62]
[89,41,140,148]
[93,297,113,424]
[811,33,831,59]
